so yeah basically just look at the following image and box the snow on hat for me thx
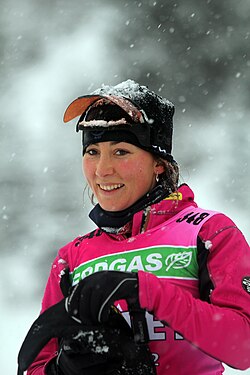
[63,79,175,161]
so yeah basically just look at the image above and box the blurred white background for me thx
[0,0,249,373]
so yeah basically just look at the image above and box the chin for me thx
[100,202,129,212]
[102,206,125,212]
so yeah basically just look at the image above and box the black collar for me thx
[89,184,171,231]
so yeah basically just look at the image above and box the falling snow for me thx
[1,1,249,374]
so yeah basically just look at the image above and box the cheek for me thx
[82,159,86,175]
[82,159,93,184]
[82,160,87,177]
[129,163,153,187]
[134,159,153,176]
[135,160,155,186]
[120,161,140,179]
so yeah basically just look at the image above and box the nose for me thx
[95,153,114,178]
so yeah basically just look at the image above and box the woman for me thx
[18,80,250,375]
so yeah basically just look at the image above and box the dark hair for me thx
[156,158,179,193]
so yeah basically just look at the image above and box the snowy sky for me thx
[1,1,249,374]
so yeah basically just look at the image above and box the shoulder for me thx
[73,228,104,246]
[57,228,104,260]
[197,212,249,254]
[198,212,238,241]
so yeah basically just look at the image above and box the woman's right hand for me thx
[46,307,156,375]
[53,325,125,375]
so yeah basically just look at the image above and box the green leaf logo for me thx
[165,251,192,272]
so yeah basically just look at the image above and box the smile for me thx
[98,184,124,191]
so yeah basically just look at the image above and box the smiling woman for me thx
[83,141,161,212]
[18,80,250,375]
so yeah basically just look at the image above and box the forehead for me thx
[86,141,136,148]
[90,141,125,146]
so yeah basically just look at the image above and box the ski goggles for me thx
[63,94,152,149]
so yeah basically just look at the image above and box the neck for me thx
[89,184,172,233]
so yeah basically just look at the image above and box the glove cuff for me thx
[45,356,64,375]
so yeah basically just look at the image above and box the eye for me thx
[85,148,98,156]
[115,149,130,156]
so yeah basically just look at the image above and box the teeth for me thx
[99,184,124,191]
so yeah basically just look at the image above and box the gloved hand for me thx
[56,326,121,375]
[66,271,139,325]
[18,270,154,375]
[17,298,81,375]
[45,306,155,375]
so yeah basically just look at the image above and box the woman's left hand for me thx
[66,271,139,324]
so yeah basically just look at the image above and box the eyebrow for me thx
[89,141,124,146]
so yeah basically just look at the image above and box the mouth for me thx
[98,183,124,191]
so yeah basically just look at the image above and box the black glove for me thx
[17,271,154,375]
[66,271,139,325]
[56,327,121,375]
[17,298,81,375]
[55,306,155,375]
[54,306,155,375]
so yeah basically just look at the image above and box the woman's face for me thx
[83,141,163,211]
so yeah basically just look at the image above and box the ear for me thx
[154,163,165,175]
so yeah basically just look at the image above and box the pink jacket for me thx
[27,185,250,375]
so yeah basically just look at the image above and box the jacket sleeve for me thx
[138,214,250,370]
[26,251,69,375]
